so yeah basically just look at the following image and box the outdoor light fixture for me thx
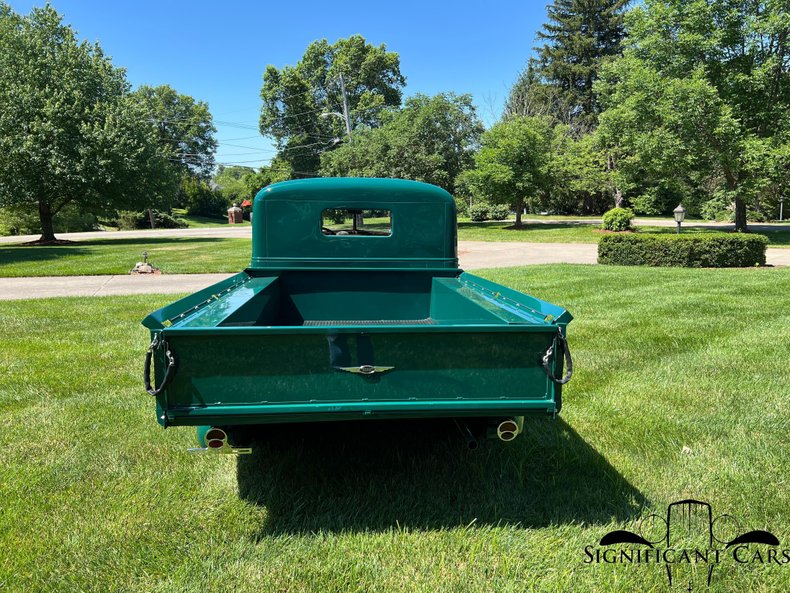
[673,204,686,234]
[142,250,149,263]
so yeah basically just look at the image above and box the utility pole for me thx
[339,73,352,139]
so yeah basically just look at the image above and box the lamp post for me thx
[673,204,686,234]
[780,196,785,222]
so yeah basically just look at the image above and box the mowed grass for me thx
[458,220,790,246]
[172,208,251,228]
[0,237,251,277]
[1,223,788,277]
[1,265,788,592]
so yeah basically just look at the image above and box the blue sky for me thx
[10,1,548,169]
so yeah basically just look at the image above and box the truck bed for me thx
[143,270,572,428]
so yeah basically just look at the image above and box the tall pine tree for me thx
[507,0,629,133]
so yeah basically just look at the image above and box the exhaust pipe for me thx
[496,418,520,442]
[190,426,252,455]
[454,419,479,450]
[204,427,227,449]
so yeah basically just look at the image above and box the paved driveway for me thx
[1,241,786,300]
[3,219,787,244]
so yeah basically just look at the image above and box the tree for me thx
[547,127,612,214]
[458,117,553,225]
[212,162,293,209]
[133,84,217,180]
[243,161,292,195]
[597,57,742,214]
[0,4,176,242]
[596,0,790,230]
[259,35,405,174]
[214,165,256,206]
[507,0,629,132]
[319,93,483,193]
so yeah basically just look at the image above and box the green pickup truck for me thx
[142,178,573,452]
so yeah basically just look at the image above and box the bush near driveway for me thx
[601,207,635,232]
[468,203,511,222]
[598,233,768,267]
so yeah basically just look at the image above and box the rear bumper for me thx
[161,399,558,427]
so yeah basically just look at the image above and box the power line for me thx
[215,135,262,141]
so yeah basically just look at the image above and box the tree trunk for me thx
[514,202,523,227]
[606,154,624,208]
[724,168,747,232]
[38,201,57,242]
[147,208,156,229]
[734,197,747,232]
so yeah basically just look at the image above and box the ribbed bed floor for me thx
[303,319,436,326]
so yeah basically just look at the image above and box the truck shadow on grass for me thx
[237,417,645,536]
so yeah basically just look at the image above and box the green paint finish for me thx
[251,178,457,269]
[143,179,572,431]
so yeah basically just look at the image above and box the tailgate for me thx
[152,326,562,426]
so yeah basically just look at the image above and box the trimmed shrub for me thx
[469,203,490,222]
[601,207,635,232]
[488,204,511,221]
[598,233,768,268]
[116,210,187,230]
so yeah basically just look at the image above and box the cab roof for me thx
[254,177,454,205]
[250,177,458,270]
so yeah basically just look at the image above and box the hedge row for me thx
[598,233,768,267]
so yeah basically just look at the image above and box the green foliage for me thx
[488,204,511,221]
[468,203,491,222]
[700,191,735,222]
[630,188,670,216]
[544,127,612,214]
[507,0,628,132]
[245,161,293,193]
[597,57,741,210]
[595,0,790,230]
[213,165,256,206]
[598,233,768,267]
[461,116,552,219]
[0,204,97,235]
[132,84,217,180]
[0,4,178,241]
[466,203,509,222]
[115,210,187,230]
[179,177,227,218]
[260,35,405,174]
[453,196,470,218]
[319,93,483,193]
[601,207,634,231]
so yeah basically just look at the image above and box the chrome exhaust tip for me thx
[496,419,520,442]
[190,426,252,455]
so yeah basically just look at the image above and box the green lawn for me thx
[172,208,251,228]
[1,265,788,592]
[458,220,790,246]
[0,237,251,277]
